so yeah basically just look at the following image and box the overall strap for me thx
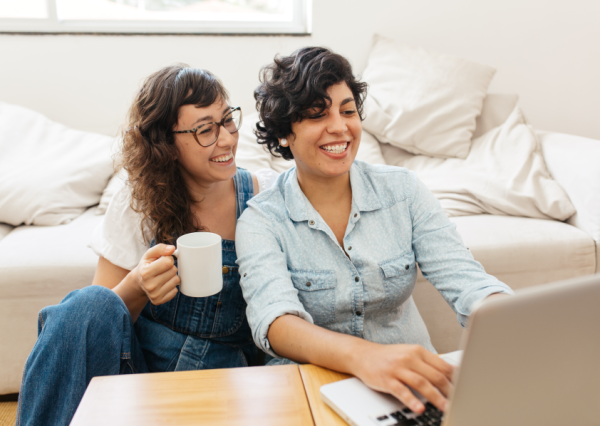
[233,168,254,220]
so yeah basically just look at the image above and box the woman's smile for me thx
[319,141,350,158]
[210,151,234,165]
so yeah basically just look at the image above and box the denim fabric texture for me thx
[235,161,514,358]
[17,169,260,426]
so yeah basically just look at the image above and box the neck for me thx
[296,166,352,209]
[180,170,234,212]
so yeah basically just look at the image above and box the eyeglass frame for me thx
[173,106,242,147]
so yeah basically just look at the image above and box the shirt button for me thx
[306,281,312,287]
[405,265,409,270]
[309,220,315,225]
[354,213,357,218]
[356,311,362,316]
[243,273,247,277]
[355,276,359,282]
[222,266,229,274]
[348,246,352,251]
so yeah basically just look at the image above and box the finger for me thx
[420,349,456,381]
[144,266,178,298]
[387,380,425,414]
[415,362,454,398]
[398,370,447,412]
[153,271,181,301]
[142,253,176,279]
[153,275,181,305]
[143,244,176,262]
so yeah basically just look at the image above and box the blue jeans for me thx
[16,286,260,426]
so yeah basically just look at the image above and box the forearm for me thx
[111,274,149,322]
[268,314,374,375]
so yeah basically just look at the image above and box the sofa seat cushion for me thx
[0,207,103,300]
[413,215,596,354]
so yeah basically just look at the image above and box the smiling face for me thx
[288,82,362,181]
[173,98,239,185]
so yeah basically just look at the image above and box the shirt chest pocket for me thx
[290,270,337,326]
[378,252,417,310]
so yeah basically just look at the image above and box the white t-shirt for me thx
[89,169,280,271]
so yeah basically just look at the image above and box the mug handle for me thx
[172,249,178,258]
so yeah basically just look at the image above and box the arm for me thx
[236,205,454,413]
[91,244,180,322]
[409,175,514,326]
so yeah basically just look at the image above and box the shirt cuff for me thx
[454,283,515,327]
[252,301,314,358]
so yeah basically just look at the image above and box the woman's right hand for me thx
[350,342,455,414]
[132,244,181,305]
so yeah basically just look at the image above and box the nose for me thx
[326,110,348,134]
[216,124,237,148]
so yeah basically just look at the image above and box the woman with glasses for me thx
[235,47,513,415]
[17,64,277,426]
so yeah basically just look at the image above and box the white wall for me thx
[1,0,599,140]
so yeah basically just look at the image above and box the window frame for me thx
[0,0,311,35]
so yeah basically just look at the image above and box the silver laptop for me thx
[321,274,600,426]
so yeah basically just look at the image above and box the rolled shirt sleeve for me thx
[235,204,313,357]
[408,175,515,327]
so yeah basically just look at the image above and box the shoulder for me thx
[352,160,418,203]
[242,168,294,224]
[251,168,281,194]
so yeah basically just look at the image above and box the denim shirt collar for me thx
[283,162,383,223]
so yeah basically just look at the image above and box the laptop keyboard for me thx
[372,402,444,426]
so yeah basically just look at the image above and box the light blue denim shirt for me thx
[236,161,513,357]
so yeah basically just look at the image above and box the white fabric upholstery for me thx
[0,207,103,394]
[96,170,127,216]
[362,34,495,159]
[413,215,597,354]
[539,131,600,244]
[381,107,575,221]
[0,102,114,226]
[0,223,13,242]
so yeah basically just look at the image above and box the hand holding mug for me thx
[133,244,181,305]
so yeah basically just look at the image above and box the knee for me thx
[42,286,129,333]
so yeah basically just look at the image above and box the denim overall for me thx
[139,168,260,369]
[17,169,260,426]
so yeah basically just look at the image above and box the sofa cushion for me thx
[0,223,13,242]
[0,207,102,300]
[362,34,495,159]
[413,215,596,354]
[0,101,114,226]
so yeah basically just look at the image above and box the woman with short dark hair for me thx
[236,47,513,414]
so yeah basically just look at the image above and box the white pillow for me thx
[473,94,519,139]
[362,34,496,159]
[235,112,386,173]
[381,107,575,221]
[0,102,114,226]
[97,169,127,215]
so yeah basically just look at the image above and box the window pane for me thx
[0,0,47,19]
[56,0,293,21]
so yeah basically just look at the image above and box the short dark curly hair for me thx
[254,47,368,160]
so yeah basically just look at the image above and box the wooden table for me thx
[71,365,315,426]
[299,364,352,426]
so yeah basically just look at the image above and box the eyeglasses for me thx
[173,107,242,147]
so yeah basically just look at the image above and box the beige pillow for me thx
[0,102,114,226]
[362,34,496,159]
[473,94,519,139]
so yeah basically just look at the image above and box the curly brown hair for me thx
[118,64,229,245]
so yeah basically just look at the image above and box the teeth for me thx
[211,152,233,163]
[321,143,348,154]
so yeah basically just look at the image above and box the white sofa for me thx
[1,112,599,396]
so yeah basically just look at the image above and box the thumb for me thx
[143,244,176,262]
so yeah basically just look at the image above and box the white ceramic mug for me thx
[172,232,223,298]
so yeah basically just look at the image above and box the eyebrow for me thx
[191,105,231,127]
[340,97,356,107]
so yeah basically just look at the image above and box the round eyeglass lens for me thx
[224,109,242,133]
[195,123,219,146]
